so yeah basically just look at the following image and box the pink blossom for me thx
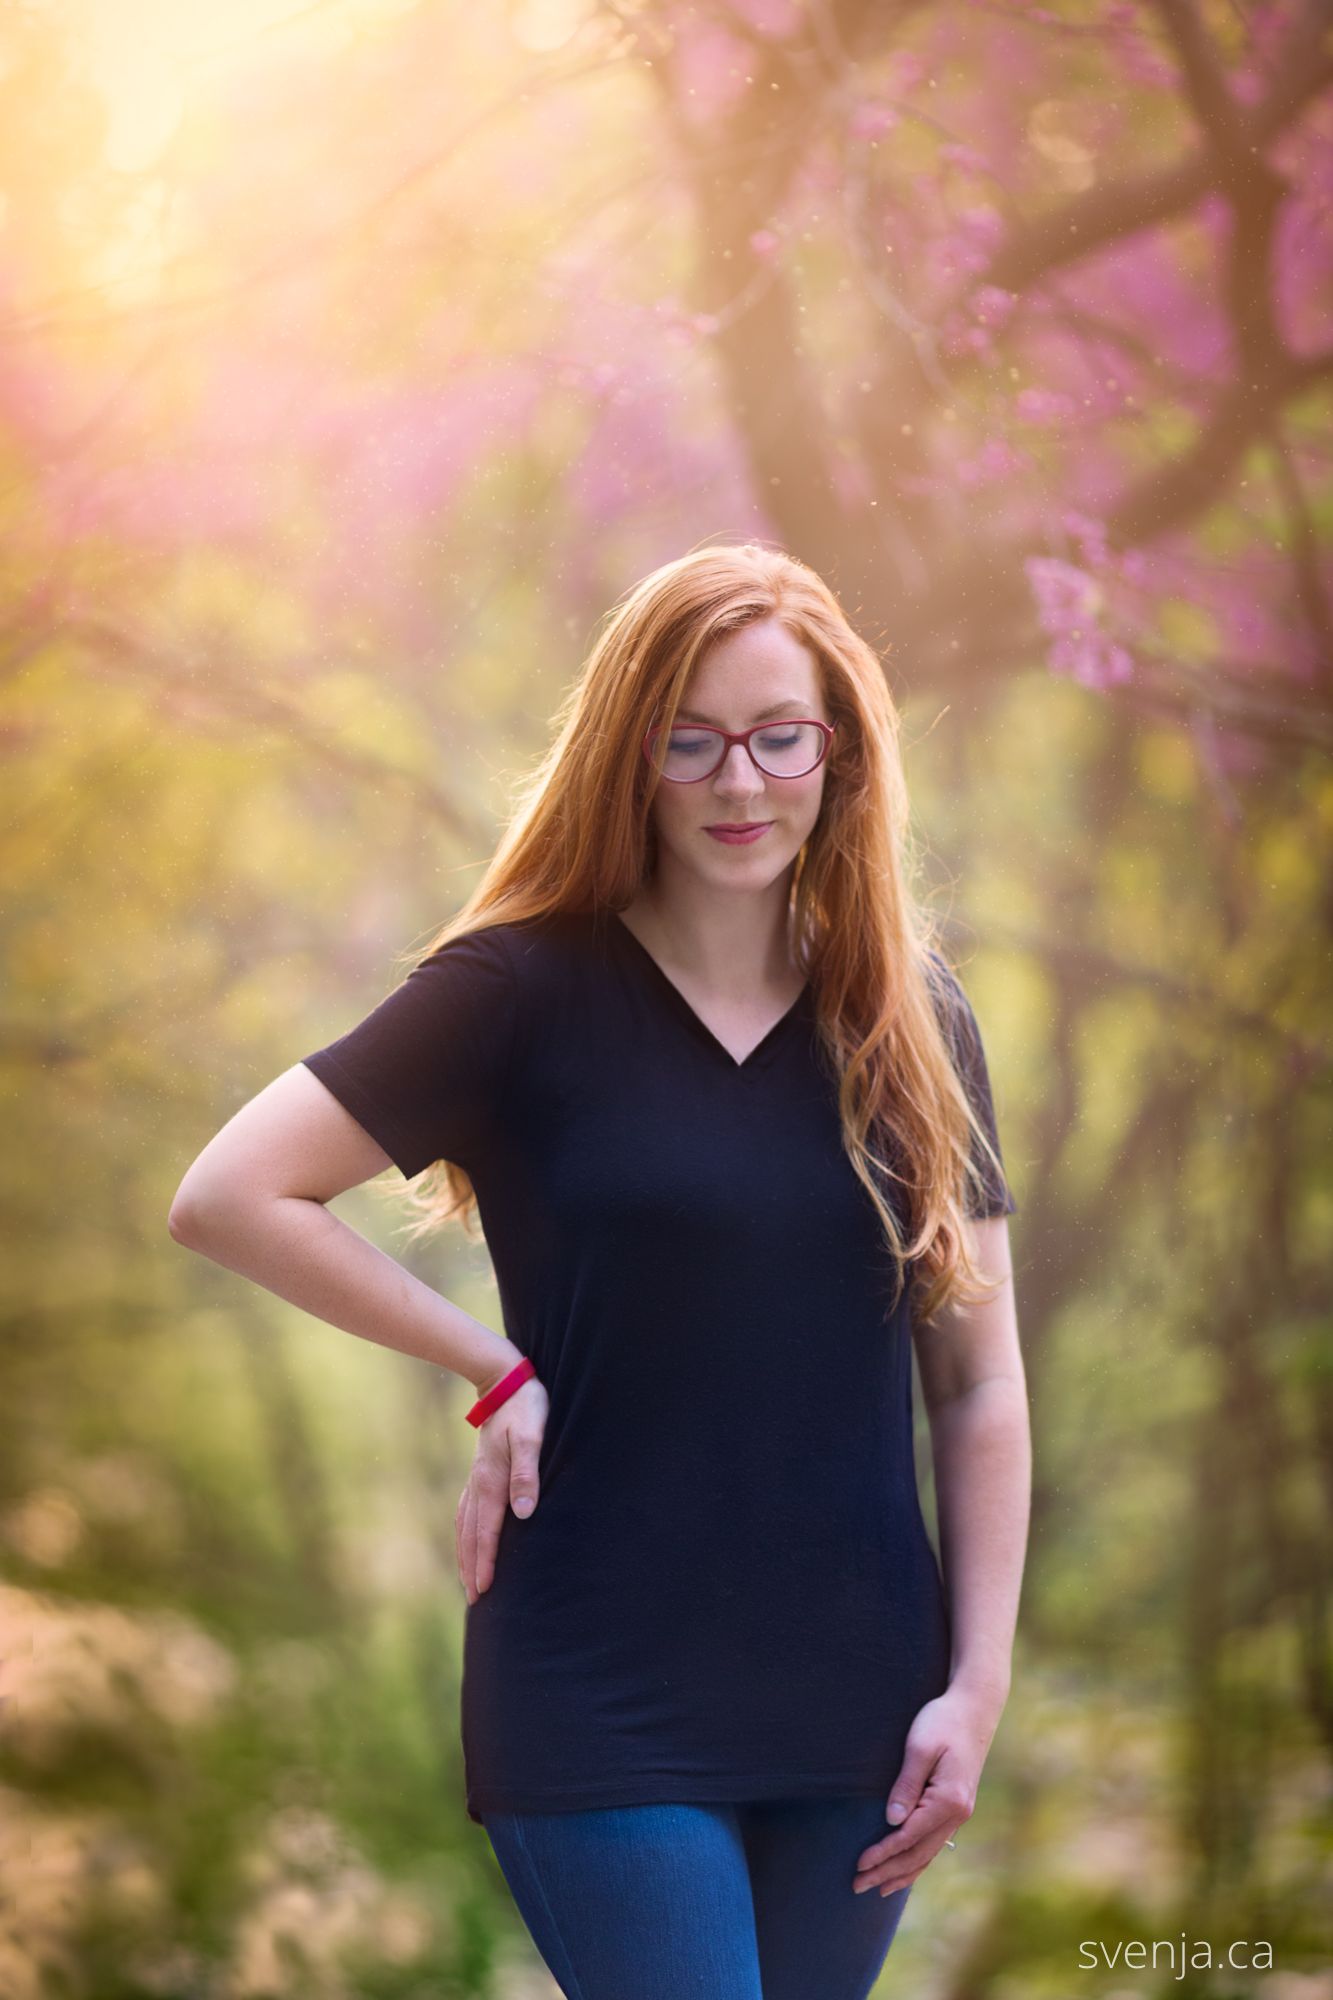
[969,284,1018,327]
[1049,632,1135,689]
[850,99,899,141]
[940,143,991,176]
[1026,555,1102,629]
[942,315,994,356]
[1026,556,1135,687]
[956,436,1031,489]
[1104,8,1178,89]
[883,50,926,94]
[959,204,1004,251]
[930,232,993,286]
[1060,509,1111,570]
[1015,387,1075,424]
[725,0,802,36]
[670,22,754,126]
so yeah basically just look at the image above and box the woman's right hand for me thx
[455,1373,549,1605]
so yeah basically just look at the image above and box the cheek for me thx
[790,773,827,832]
[650,789,694,844]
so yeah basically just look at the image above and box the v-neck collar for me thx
[604,910,810,1073]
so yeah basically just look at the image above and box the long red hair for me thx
[392,541,1012,1327]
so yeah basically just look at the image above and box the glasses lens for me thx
[750,722,826,777]
[652,727,725,779]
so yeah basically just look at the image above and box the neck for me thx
[622,869,801,997]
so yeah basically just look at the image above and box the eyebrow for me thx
[675,699,809,725]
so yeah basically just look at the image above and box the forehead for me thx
[683,618,823,715]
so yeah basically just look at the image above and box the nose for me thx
[712,742,766,803]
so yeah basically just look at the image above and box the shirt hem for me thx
[466,1768,896,1826]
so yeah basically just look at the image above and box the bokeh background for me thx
[4,0,1331,1994]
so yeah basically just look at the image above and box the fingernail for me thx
[514,1497,534,1517]
[887,1804,907,1823]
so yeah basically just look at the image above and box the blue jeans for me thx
[482,1794,914,1999]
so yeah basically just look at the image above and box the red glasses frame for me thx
[641,717,838,783]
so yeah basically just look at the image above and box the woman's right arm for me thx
[167,1062,525,1394]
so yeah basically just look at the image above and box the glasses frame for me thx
[641,717,838,784]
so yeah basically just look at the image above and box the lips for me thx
[705,822,772,844]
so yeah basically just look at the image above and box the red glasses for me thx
[642,718,837,783]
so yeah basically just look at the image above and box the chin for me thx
[696,841,797,876]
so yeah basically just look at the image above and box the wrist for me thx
[471,1343,526,1396]
[948,1664,1011,1714]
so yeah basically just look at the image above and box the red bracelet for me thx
[465,1355,536,1428]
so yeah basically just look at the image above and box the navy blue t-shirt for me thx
[301,908,1016,1824]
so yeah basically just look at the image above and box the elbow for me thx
[168,1151,241,1246]
[167,1194,203,1247]
[168,1171,219,1249]
[169,1177,297,1250]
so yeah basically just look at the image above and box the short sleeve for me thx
[300,926,518,1179]
[926,953,1018,1220]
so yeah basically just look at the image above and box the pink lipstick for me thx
[705,823,772,844]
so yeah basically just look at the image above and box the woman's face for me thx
[647,616,831,894]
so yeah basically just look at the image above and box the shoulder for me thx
[922,947,971,1026]
[480,909,600,982]
[410,922,519,992]
[921,948,992,1073]
[923,946,952,992]
[416,911,572,969]
[416,909,599,997]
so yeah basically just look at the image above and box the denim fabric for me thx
[483,1794,914,1999]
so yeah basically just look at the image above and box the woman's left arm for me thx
[918,1213,1031,1707]
[853,1215,1031,1896]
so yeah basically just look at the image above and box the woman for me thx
[169,542,1031,2000]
